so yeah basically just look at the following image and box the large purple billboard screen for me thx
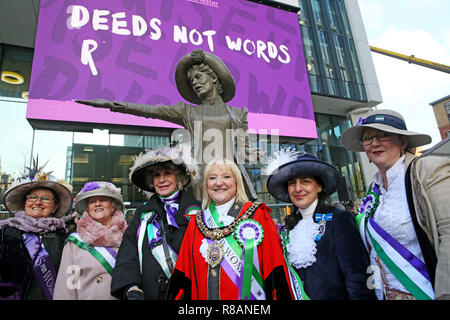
[28,0,316,138]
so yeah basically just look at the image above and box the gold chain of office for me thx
[195,202,261,241]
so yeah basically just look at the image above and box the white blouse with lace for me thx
[370,155,425,299]
[286,198,320,269]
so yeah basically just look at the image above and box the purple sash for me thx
[22,233,57,300]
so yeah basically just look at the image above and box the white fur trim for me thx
[200,238,209,263]
[129,146,199,183]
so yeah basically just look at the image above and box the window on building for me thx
[297,0,367,102]
[445,101,450,121]
[0,45,33,99]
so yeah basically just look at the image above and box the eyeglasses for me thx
[26,194,56,203]
[360,132,393,146]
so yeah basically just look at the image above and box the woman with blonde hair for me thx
[168,159,292,300]
[200,159,248,210]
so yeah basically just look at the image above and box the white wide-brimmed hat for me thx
[342,109,431,152]
[129,146,199,193]
[74,181,124,214]
[3,159,73,218]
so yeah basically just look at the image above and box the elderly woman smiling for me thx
[111,146,201,300]
[54,181,127,300]
[168,159,291,300]
[0,163,73,300]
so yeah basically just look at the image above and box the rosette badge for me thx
[233,219,265,300]
[234,219,264,247]
[358,183,380,217]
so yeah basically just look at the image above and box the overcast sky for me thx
[358,0,450,148]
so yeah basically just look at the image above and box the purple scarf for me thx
[159,190,181,229]
[0,211,66,233]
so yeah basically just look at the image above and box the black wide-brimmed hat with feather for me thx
[264,148,340,203]
[3,157,73,218]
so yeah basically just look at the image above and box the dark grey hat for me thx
[264,149,340,203]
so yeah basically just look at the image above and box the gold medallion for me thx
[206,241,224,268]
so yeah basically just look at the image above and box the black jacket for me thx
[0,226,67,300]
[111,191,201,300]
[288,206,376,300]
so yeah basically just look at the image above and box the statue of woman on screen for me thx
[76,49,258,200]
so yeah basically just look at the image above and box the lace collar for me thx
[287,200,319,269]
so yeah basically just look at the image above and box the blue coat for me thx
[286,205,376,300]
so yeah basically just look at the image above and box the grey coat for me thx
[406,152,450,299]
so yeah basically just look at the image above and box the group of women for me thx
[1,120,449,300]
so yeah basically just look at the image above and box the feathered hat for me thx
[3,157,73,218]
[264,148,340,203]
[129,146,199,193]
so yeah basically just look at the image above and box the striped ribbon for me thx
[67,233,117,275]
[356,214,434,300]
[137,211,177,278]
[279,229,310,300]
[205,203,265,300]
[159,190,180,229]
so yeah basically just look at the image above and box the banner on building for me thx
[27,0,316,138]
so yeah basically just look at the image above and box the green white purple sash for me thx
[204,202,265,300]
[356,212,434,300]
[279,229,310,300]
[67,233,117,275]
[137,211,177,278]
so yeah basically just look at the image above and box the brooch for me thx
[314,213,333,241]
[206,240,225,268]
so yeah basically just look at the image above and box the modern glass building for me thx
[0,0,382,221]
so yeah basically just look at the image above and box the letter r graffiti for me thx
[81,39,98,76]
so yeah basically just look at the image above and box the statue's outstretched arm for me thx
[75,99,187,126]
